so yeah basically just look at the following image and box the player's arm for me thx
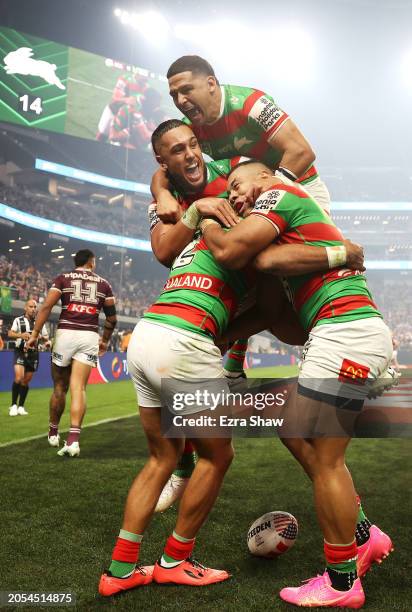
[151,199,239,267]
[100,297,117,356]
[8,321,27,341]
[151,167,182,224]
[200,216,362,274]
[26,289,61,348]
[248,93,314,178]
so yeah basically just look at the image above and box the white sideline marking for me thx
[0,413,136,448]
[67,77,112,93]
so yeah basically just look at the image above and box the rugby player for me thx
[158,55,329,223]
[198,160,394,608]
[150,119,364,512]
[96,72,149,142]
[26,249,117,457]
[8,299,48,416]
[99,178,361,595]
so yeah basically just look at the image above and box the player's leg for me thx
[99,405,183,596]
[153,434,233,586]
[48,363,71,447]
[10,362,24,415]
[17,369,34,415]
[57,359,91,456]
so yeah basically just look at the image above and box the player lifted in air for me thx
[197,160,395,608]
[26,249,117,457]
[8,299,49,416]
[155,55,329,224]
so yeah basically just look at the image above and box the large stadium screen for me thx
[0,26,178,151]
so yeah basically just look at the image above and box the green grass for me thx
[0,379,411,611]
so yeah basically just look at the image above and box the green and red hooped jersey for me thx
[148,157,243,232]
[144,236,253,340]
[249,184,381,331]
[183,84,318,185]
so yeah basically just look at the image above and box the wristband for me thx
[181,202,202,229]
[200,218,220,232]
[326,245,347,268]
[277,166,298,181]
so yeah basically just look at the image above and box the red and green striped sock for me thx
[173,441,196,478]
[355,494,372,545]
[160,531,195,568]
[325,539,358,591]
[224,338,248,373]
[109,529,143,577]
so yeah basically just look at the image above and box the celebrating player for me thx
[26,249,117,457]
[99,169,362,595]
[158,55,329,223]
[198,160,395,608]
[96,72,149,142]
[8,299,49,416]
[149,119,364,512]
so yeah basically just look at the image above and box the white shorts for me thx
[52,329,99,368]
[298,317,393,401]
[301,176,331,214]
[127,319,229,413]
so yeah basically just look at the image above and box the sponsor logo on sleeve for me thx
[253,189,285,214]
[148,203,160,231]
[249,96,284,132]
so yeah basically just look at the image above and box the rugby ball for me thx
[247,511,298,558]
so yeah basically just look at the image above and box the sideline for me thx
[0,413,136,448]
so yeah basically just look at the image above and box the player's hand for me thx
[344,239,365,271]
[21,332,31,341]
[196,198,240,228]
[98,339,108,356]
[156,199,181,224]
[25,336,37,351]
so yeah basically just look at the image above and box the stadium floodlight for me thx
[114,8,122,18]
[135,11,170,42]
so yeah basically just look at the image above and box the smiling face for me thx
[168,71,220,126]
[156,125,206,193]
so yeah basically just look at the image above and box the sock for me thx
[174,441,196,478]
[324,539,358,591]
[160,531,195,568]
[49,423,59,437]
[109,529,143,577]
[355,495,372,546]
[11,382,20,406]
[18,384,29,406]
[67,427,81,445]
[224,338,248,373]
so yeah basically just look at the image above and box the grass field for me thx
[0,374,411,611]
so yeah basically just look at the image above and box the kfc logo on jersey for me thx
[250,96,285,133]
[67,304,97,315]
[3,47,66,89]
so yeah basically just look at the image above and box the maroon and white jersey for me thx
[51,267,114,332]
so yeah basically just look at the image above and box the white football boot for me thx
[48,434,60,448]
[367,366,401,399]
[57,441,80,457]
[17,406,28,415]
[9,404,18,416]
[155,474,190,512]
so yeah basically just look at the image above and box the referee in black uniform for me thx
[8,299,48,416]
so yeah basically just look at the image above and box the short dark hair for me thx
[227,158,272,180]
[151,119,189,154]
[167,55,218,82]
[74,249,95,267]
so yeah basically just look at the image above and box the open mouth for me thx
[185,161,202,182]
[183,105,202,122]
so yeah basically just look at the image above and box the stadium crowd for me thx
[0,185,150,239]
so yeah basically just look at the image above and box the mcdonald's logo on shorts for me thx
[338,358,370,384]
